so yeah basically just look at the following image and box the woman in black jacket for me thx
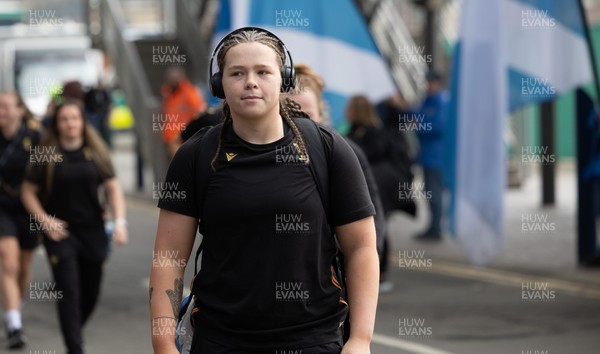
[0,91,41,349]
[346,95,416,289]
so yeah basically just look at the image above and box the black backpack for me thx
[186,117,351,342]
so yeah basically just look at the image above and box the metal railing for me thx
[439,0,460,54]
[366,0,428,105]
[100,0,167,188]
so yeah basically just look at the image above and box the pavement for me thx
[6,130,598,354]
[387,159,600,287]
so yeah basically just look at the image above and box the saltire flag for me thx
[209,0,396,126]
[507,0,594,110]
[445,0,508,266]
[447,0,594,265]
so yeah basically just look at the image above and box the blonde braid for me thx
[280,97,310,165]
[210,102,231,172]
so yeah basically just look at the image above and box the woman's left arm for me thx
[104,177,128,246]
[336,216,379,354]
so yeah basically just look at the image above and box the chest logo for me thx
[225,152,238,162]
[83,147,93,161]
[22,137,31,150]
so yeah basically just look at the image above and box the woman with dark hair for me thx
[0,91,41,349]
[150,27,379,354]
[21,100,128,354]
[289,64,393,292]
[346,95,416,290]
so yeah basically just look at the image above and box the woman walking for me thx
[21,100,128,354]
[345,95,416,291]
[0,91,41,349]
[288,64,392,292]
[150,27,379,354]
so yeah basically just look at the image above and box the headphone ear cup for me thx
[210,72,225,99]
[280,66,296,93]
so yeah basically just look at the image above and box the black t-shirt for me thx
[26,145,114,252]
[347,123,389,163]
[158,118,374,349]
[0,120,41,212]
[344,138,386,253]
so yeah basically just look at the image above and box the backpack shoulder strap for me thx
[292,118,331,227]
[293,118,351,341]
[191,123,222,274]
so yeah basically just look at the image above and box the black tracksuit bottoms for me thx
[45,231,105,354]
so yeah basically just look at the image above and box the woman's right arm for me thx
[150,208,197,354]
[21,181,68,241]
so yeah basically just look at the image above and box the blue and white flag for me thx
[447,0,594,265]
[446,0,508,266]
[211,0,396,126]
[507,0,593,110]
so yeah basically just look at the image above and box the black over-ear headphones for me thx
[209,26,296,99]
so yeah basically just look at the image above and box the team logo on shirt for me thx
[83,147,94,160]
[49,255,60,266]
[22,137,32,150]
[225,152,238,161]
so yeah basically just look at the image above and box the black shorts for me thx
[191,335,342,354]
[0,209,39,250]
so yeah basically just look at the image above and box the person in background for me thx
[346,95,418,291]
[345,96,386,162]
[413,71,449,241]
[375,94,417,217]
[171,106,223,151]
[61,81,86,105]
[288,64,391,292]
[21,100,128,354]
[84,83,112,147]
[0,91,41,349]
[161,67,206,157]
[43,81,86,130]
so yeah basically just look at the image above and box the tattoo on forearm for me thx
[149,287,153,307]
[165,278,183,318]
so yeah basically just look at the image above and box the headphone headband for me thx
[208,26,295,99]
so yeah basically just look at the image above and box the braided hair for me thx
[210,28,310,171]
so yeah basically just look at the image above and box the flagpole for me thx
[578,0,600,105]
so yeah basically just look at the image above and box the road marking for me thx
[391,255,600,300]
[372,333,458,354]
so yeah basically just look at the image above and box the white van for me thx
[0,35,103,117]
